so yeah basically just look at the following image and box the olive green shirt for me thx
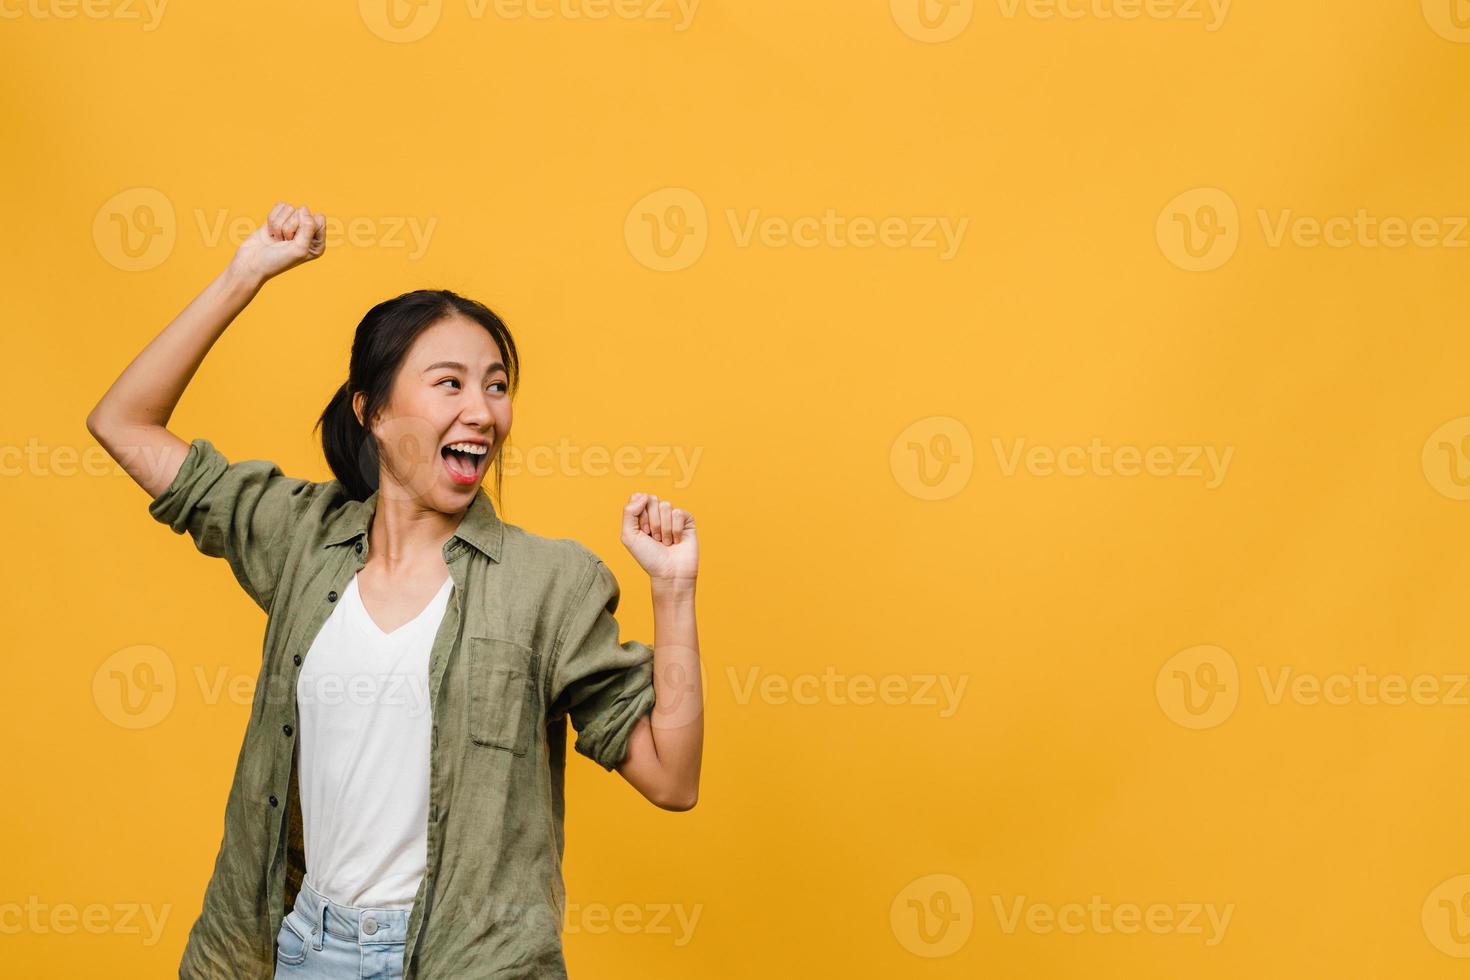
[148,437,658,979]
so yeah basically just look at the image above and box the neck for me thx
[366,477,468,570]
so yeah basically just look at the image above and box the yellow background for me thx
[4,0,1470,976]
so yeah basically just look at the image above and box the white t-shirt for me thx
[295,570,453,909]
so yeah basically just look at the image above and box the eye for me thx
[437,378,460,389]
[488,380,507,393]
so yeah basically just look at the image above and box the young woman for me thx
[86,202,704,980]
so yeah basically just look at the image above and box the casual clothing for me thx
[272,877,409,980]
[296,572,451,910]
[148,437,659,979]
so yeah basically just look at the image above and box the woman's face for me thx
[354,313,512,511]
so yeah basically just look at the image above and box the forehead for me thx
[408,313,504,368]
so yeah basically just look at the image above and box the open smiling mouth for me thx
[440,442,489,485]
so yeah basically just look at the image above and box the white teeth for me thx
[446,442,488,455]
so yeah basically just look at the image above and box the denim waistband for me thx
[294,877,411,950]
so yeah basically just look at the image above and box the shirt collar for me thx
[323,485,504,561]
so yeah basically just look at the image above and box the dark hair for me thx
[315,289,519,503]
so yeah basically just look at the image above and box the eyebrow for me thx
[422,360,506,375]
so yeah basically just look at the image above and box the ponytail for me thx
[315,380,379,502]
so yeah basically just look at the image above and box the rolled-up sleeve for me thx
[547,554,658,771]
[147,437,318,613]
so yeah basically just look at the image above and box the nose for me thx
[460,389,492,428]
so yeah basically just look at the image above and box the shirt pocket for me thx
[467,636,538,755]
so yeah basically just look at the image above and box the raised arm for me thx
[614,494,703,811]
[85,202,327,495]
[545,496,702,811]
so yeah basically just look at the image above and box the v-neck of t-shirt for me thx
[345,572,452,643]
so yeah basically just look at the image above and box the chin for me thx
[440,479,481,503]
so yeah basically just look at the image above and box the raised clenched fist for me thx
[230,201,327,283]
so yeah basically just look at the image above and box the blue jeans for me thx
[273,878,410,980]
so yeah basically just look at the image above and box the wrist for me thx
[651,576,696,601]
[221,258,268,295]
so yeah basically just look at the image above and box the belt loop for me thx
[311,887,327,951]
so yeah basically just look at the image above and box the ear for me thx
[351,390,366,428]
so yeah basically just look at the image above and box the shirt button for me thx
[355,541,363,554]
[283,724,293,736]
[363,917,378,936]
[268,794,278,807]
[327,590,338,603]
[293,654,302,666]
